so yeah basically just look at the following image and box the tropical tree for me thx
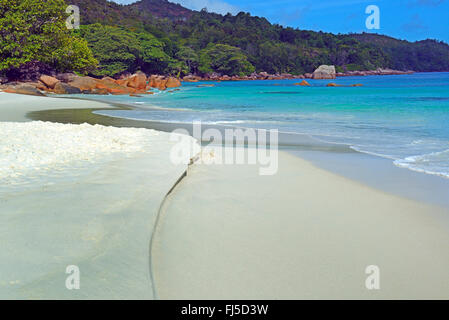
[176,46,199,74]
[198,43,255,76]
[78,24,177,76]
[0,0,97,75]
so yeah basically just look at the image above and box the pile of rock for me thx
[1,72,182,96]
[336,68,414,77]
[302,65,414,79]
[294,80,311,86]
[1,83,46,96]
[184,72,302,82]
[147,75,181,91]
[245,72,300,81]
[182,75,202,82]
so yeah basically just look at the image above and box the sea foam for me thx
[394,149,449,178]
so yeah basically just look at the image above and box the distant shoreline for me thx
[0,67,421,97]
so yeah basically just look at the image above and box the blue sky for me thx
[112,0,449,43]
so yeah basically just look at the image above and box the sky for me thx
[112,0,449,43]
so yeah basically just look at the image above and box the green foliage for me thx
[4,0,448,78]
[78,24,175,76]
[0,0,97,74]
[66,0,449,76]
[198,44,255,76]
[176,46,199,73]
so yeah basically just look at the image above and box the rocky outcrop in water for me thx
[191,72,301,82]
[166,77,182,88]
[336,68,414,77]
[326,82,342,87]
[294,80,311,86]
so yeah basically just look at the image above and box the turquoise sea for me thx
[95,72,449,178]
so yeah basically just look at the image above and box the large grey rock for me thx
[312,65,336,79]
[55,73,77,83]
[3,84,45,96]
[54,82,82,94]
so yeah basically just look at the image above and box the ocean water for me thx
[95,72,449,178]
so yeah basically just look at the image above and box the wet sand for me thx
[153,146,449,299]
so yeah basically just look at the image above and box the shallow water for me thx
[93,72,449,179]
[0,123,196,299]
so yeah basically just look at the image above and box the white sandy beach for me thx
[1,92,448,299]
[0,93,198,299]
[153,147,449,299]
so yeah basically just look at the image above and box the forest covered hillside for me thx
[2,0,449,80]
[70,0,449,77]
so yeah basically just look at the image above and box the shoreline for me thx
[0,69,430,98]
[25,96,449,209]
[0,93,199,299]
[14,91,449,210]
[153,146,449,299]
[1,93,448,299]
